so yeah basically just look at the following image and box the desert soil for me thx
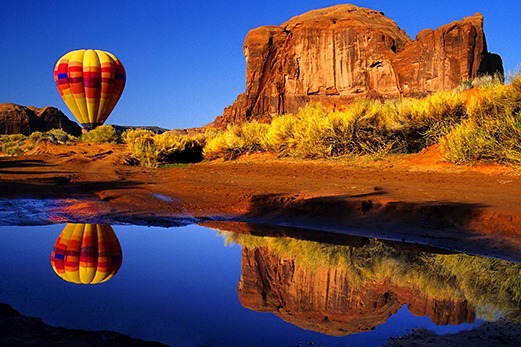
[1,142,521,261]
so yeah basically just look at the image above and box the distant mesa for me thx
[215,4,503,127]
[0,103,81,136]
[0,103,172,137]
[111,124,170,135]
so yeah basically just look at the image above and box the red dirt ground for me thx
[1,142,521,261]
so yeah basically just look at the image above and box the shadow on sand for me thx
[226,192,521,262]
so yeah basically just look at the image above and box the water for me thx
[0,223,519,346]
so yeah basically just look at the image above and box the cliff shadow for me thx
[240,192,521,262]
[0,175,145,199]
[0,158,66,175]
[0,157,145,198]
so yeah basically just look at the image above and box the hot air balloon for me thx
[54,49,126,130]
[50,224,122,284]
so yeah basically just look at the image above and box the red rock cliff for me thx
[0,103,81,136]
[215,4,502,127]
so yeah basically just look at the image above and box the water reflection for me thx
[1,223,520,345]
[204,221,521,336]
[50,224,122,284]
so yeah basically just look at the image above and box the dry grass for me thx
[202,73,521,165]
[81,125,119,143]
[440,73,521,164]
[0,129,77,156]
[122,129,204,167]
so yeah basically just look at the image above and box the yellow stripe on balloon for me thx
[68,50,89,125]
[54,52,85,124]
[92,225,109,283]
[96,52,114,122]
[64,224,85,284]
[79,224,97,284]
[50,224,122,285]
[83,50,101,125]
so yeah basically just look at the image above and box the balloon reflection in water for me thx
[50,224,122,284]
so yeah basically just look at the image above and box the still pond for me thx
[1,222,520,346]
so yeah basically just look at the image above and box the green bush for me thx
[28,131,43,144]
[43,129,76,144]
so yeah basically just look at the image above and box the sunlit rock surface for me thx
[216,4,503,126]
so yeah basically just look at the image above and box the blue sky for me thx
[1,1,519,129]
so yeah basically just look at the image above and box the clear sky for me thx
[1,1,519,129]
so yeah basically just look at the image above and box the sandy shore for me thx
[1,142,521,263]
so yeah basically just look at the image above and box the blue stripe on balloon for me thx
[57,73,68,79]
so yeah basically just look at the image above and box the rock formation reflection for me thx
[206,222,521,336]
[50,224,122,284]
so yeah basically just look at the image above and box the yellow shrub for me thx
[203,125,244,160]
[261,114,298,156]
[200,75,520,164]
[240,121,270,152]
[81,125,119,143]
[155,132,204,163]
[440,120,501,163]
[293,105,335,158]
[442,73,521,164]
[122,129,158,167]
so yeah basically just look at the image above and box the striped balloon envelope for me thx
[50,224,123,284]
[54,49,126,130]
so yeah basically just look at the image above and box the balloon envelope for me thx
[50,224,122,284]
[54,49,125,130]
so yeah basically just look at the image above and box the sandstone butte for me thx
[214,4,503,127]
[0,103,81,136]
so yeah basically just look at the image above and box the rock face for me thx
[238,246,475,336]
[0,103,82,136]
[215,4,503,126]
